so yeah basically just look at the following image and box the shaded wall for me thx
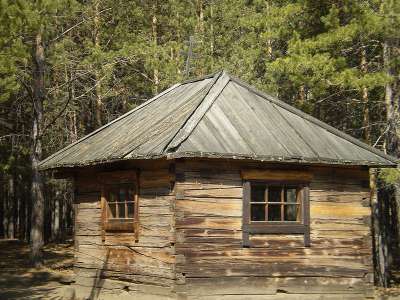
[72,161,176,299]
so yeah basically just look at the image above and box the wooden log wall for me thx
[174,160,374,299]
[72,162,176,299]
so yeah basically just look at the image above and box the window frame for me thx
[249,183,303,223]
[243,180,310,247]
[98,170,139,242]
[103,183,136,231]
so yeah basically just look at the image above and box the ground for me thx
[1,239,400,300]
[0,239,74,300]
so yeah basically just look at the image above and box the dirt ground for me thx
[0,239,74,300]
[377,287,400,300]
[1,239,400,300]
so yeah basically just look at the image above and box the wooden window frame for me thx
[99,170,140,242]
[243,180,310,247]
[103,183,136,231]
[249,183,303,223]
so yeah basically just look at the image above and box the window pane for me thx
[284,204,298,221]
[118,202,125,218]
[109,191,117,203]
[128,188,135,201]
[268,186,281,203]
[127,202,134,218]
[108,203,116,218]
[251,184,265,202]
[285,188,297,203]
[268,204,281,221]
[251,204,265,221]
[119,188,126,202]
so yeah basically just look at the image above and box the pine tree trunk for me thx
[3,176,13,239]
[383,41,400,155]
[8,175,15,239]
[265,1,273,60]
[30,31,45,267]
[60,189,66,242]
[298,85,306,106]
[18,174,26,241]
[371,39,400,287]
[371,169,390,287]
[16,178,20,240]
[0,176,4,238]
[209,0,214,69]
[152,2,159,95]
[52,192,60,242]
[361,47,371,143]
[94,0,102,128]
[197,0,204,76]
[384,39,400,280]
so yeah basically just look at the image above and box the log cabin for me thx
[40,71,398,300]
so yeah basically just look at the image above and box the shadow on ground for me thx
[0,239,73,300]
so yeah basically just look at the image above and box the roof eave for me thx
[39,151,397,172]
[168,151,397,168]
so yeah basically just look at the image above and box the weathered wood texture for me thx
[73,163,176,299]
[174,160,373,299]
[71,159,373,299]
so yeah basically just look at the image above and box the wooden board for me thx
[241,169,313,182]
[72,160,374,299]
[72,165,176,300]
[174,161,373,298]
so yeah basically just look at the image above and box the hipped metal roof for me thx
[40,71,397,170]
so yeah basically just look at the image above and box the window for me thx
[242,178,310,248]
[98,170,139,240]
[250,184,301,222]
[105,184,135,227]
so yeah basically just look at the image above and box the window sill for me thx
[243,223,308,234]
[104,221,135,232]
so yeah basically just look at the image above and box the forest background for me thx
[0,0,399,286]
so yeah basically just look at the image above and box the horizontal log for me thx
[241,169,313,182]
[176,235,371,251]
[244,224,307,234]
[177,261,369,278]
[184,187,242,199]
[176,217,241,230]
[72,276,174,294]
[140,205,172,215]
[176,199,241,217]
[74,267,174,287]
[140,195,174,207]
[140,187,172,196]
[179,229,242,239]
[311,203,370,219]
[140,176,174,189]
[177,247,370,259]
[183,294,368,300]
[309,193,369,203]
[178,181,242,190]
[179,276,371,296]
[182,170,241,181]
[310,184,368,193]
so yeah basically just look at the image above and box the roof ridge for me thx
[39,83,181,169]
[181,70,221,85]
[228,74,398,164]
[165,70,231,152]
